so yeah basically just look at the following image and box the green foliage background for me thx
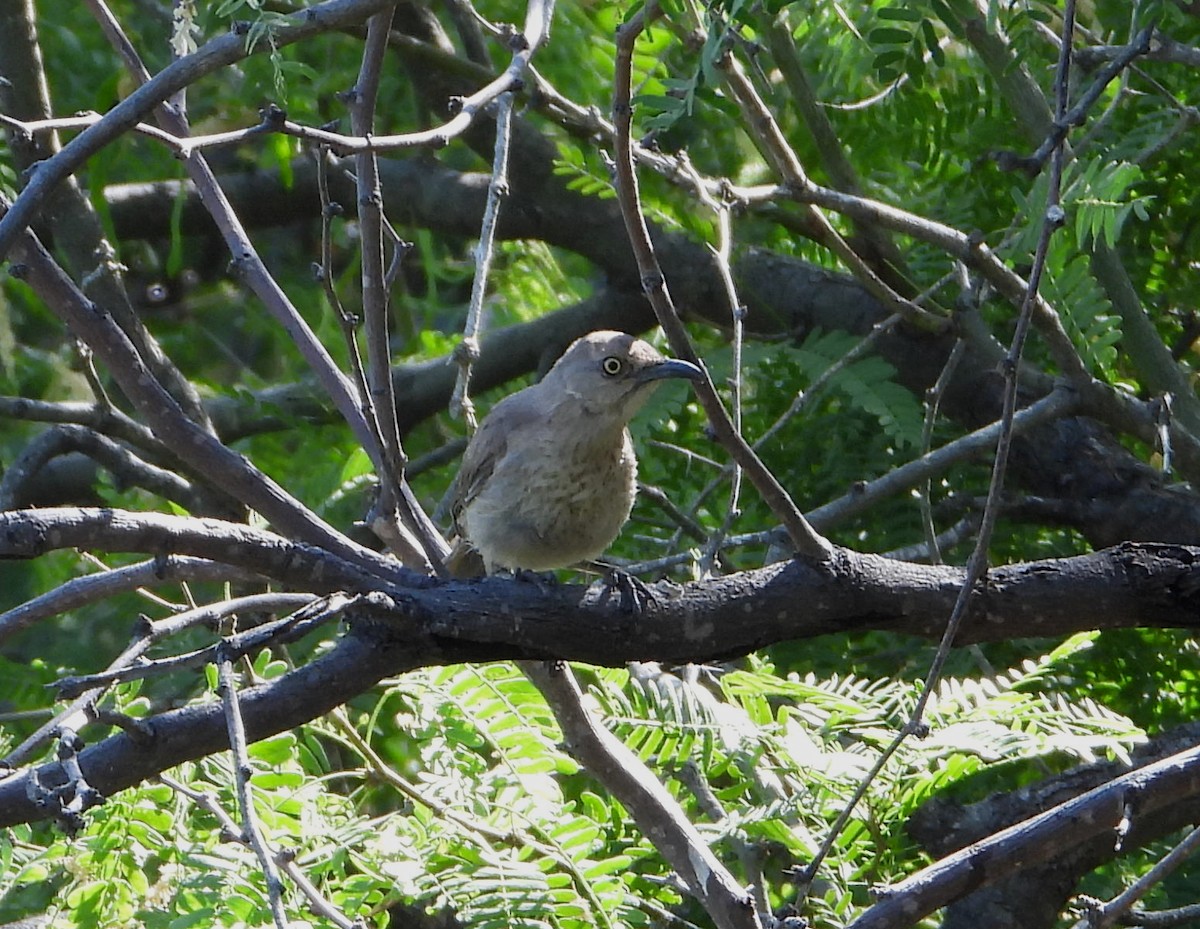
[2,0,1199,927]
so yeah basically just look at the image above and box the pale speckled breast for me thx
[461,426,638,572]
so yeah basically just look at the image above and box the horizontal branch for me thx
[1,531,1198,860]
[5,508,1200,663]
[0,508,406,595]
[0,624,427,829]
[0,555,265,645]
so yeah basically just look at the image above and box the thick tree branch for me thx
[0,508,405,594]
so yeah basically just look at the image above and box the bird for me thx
[445,330,703,579]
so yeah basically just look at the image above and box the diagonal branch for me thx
[4,215,406,583]
[522,661,759,929]
[611,5,829,562]
[848,741,1200,929]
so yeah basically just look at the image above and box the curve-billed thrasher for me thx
[446,330,702,577]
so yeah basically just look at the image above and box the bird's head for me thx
[543,330,704,420]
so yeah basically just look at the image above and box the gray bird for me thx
[446,330,703,578]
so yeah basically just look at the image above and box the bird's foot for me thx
[599,568,657,614]
[512,568,558,592]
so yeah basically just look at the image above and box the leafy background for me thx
[2,0,1200,926]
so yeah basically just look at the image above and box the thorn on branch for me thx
[19,160,43,183]
[640,271,665,295]
[90,707,155,745]
[988,149,1040,177]
[258,104,287,130]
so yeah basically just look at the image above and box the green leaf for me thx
[869,26,914,45]
[877,6,924,21]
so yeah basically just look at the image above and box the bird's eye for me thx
[601,356,623,377]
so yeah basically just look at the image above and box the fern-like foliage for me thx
[1040,240,1123,377]
[789,331,925,450]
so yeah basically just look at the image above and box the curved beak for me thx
[637,358,704,385]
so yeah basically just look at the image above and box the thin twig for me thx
[690,187,744,578]
[53,594,354,700]
[451,90,515,431]
[315,148,375,442]
[671,315,901,554]
[919,338,968,565]
[0,561,270,646]
[713,49,943,331]
[804,5,1083,890]
[997,23,1156,175]
[612,3,829,563]
[1074,823,1200,929]
[217,651,288,929]
[349,6,440,571]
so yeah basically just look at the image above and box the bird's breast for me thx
[461,426,639,572]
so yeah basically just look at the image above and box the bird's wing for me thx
[449,391,540,532]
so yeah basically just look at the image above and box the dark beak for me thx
[637,358,704,384]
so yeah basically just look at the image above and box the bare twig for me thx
[670,314,901,555]
[1073,823,1200,929]
[52,593,329,700]
[808,386,1077,529]
[347,6,442,570]
[684,176,744,578]
[315,148,375,442]
[450,0,556,429]
[351,6,402,481]
[612,4,829,563]
[0,555,263,645]
[4,637,157,771]
[803,3,1084,891]
[920,338,968,565]
[996,23,1156,175]
[217,650,288,929]
[451,90,515,431]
